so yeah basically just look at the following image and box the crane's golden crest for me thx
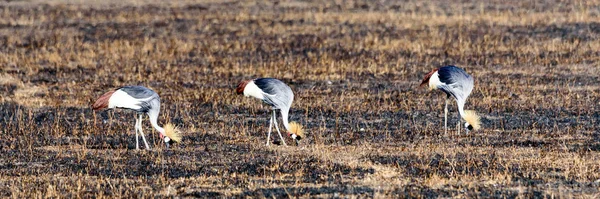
[463,110,481,130]
[289,122,304,138]
[164,123,183,142]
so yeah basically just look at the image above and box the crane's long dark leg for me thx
[138,114,151,150]
[273,110,287,146]
[135,115,140,150]
[267,111,273,146]
[444,98,449,135]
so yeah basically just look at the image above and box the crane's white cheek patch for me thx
[291,134,297,139]
[164,137,171,143]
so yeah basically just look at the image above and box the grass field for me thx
[1,0,600,198]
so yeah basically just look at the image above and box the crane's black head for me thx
[465,122,474,131]
[290,133,303,141]
[291,134,302,145]
[164,136,176,147]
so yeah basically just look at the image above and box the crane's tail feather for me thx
[92,90,115,110]
[289,122,304,138]
[164,123,183,143]
[463,110,481,130]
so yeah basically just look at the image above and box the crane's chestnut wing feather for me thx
[236,80,251,94]
[92,90,116,110]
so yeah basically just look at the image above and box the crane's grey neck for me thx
[146,98,166,135]
[280,108,291,131]
[148,109,165,135]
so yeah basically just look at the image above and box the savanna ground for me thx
[0,0,599,198]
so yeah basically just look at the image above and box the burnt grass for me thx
[1,0,600,198]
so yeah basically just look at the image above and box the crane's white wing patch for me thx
[243,81,266,100]
[108,90,145,110]
[428,71,444,89]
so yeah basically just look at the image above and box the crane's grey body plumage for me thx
[436,66,474,102]
[253,78,294,110]
[118,86,160,113]
[120,86,158,99]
